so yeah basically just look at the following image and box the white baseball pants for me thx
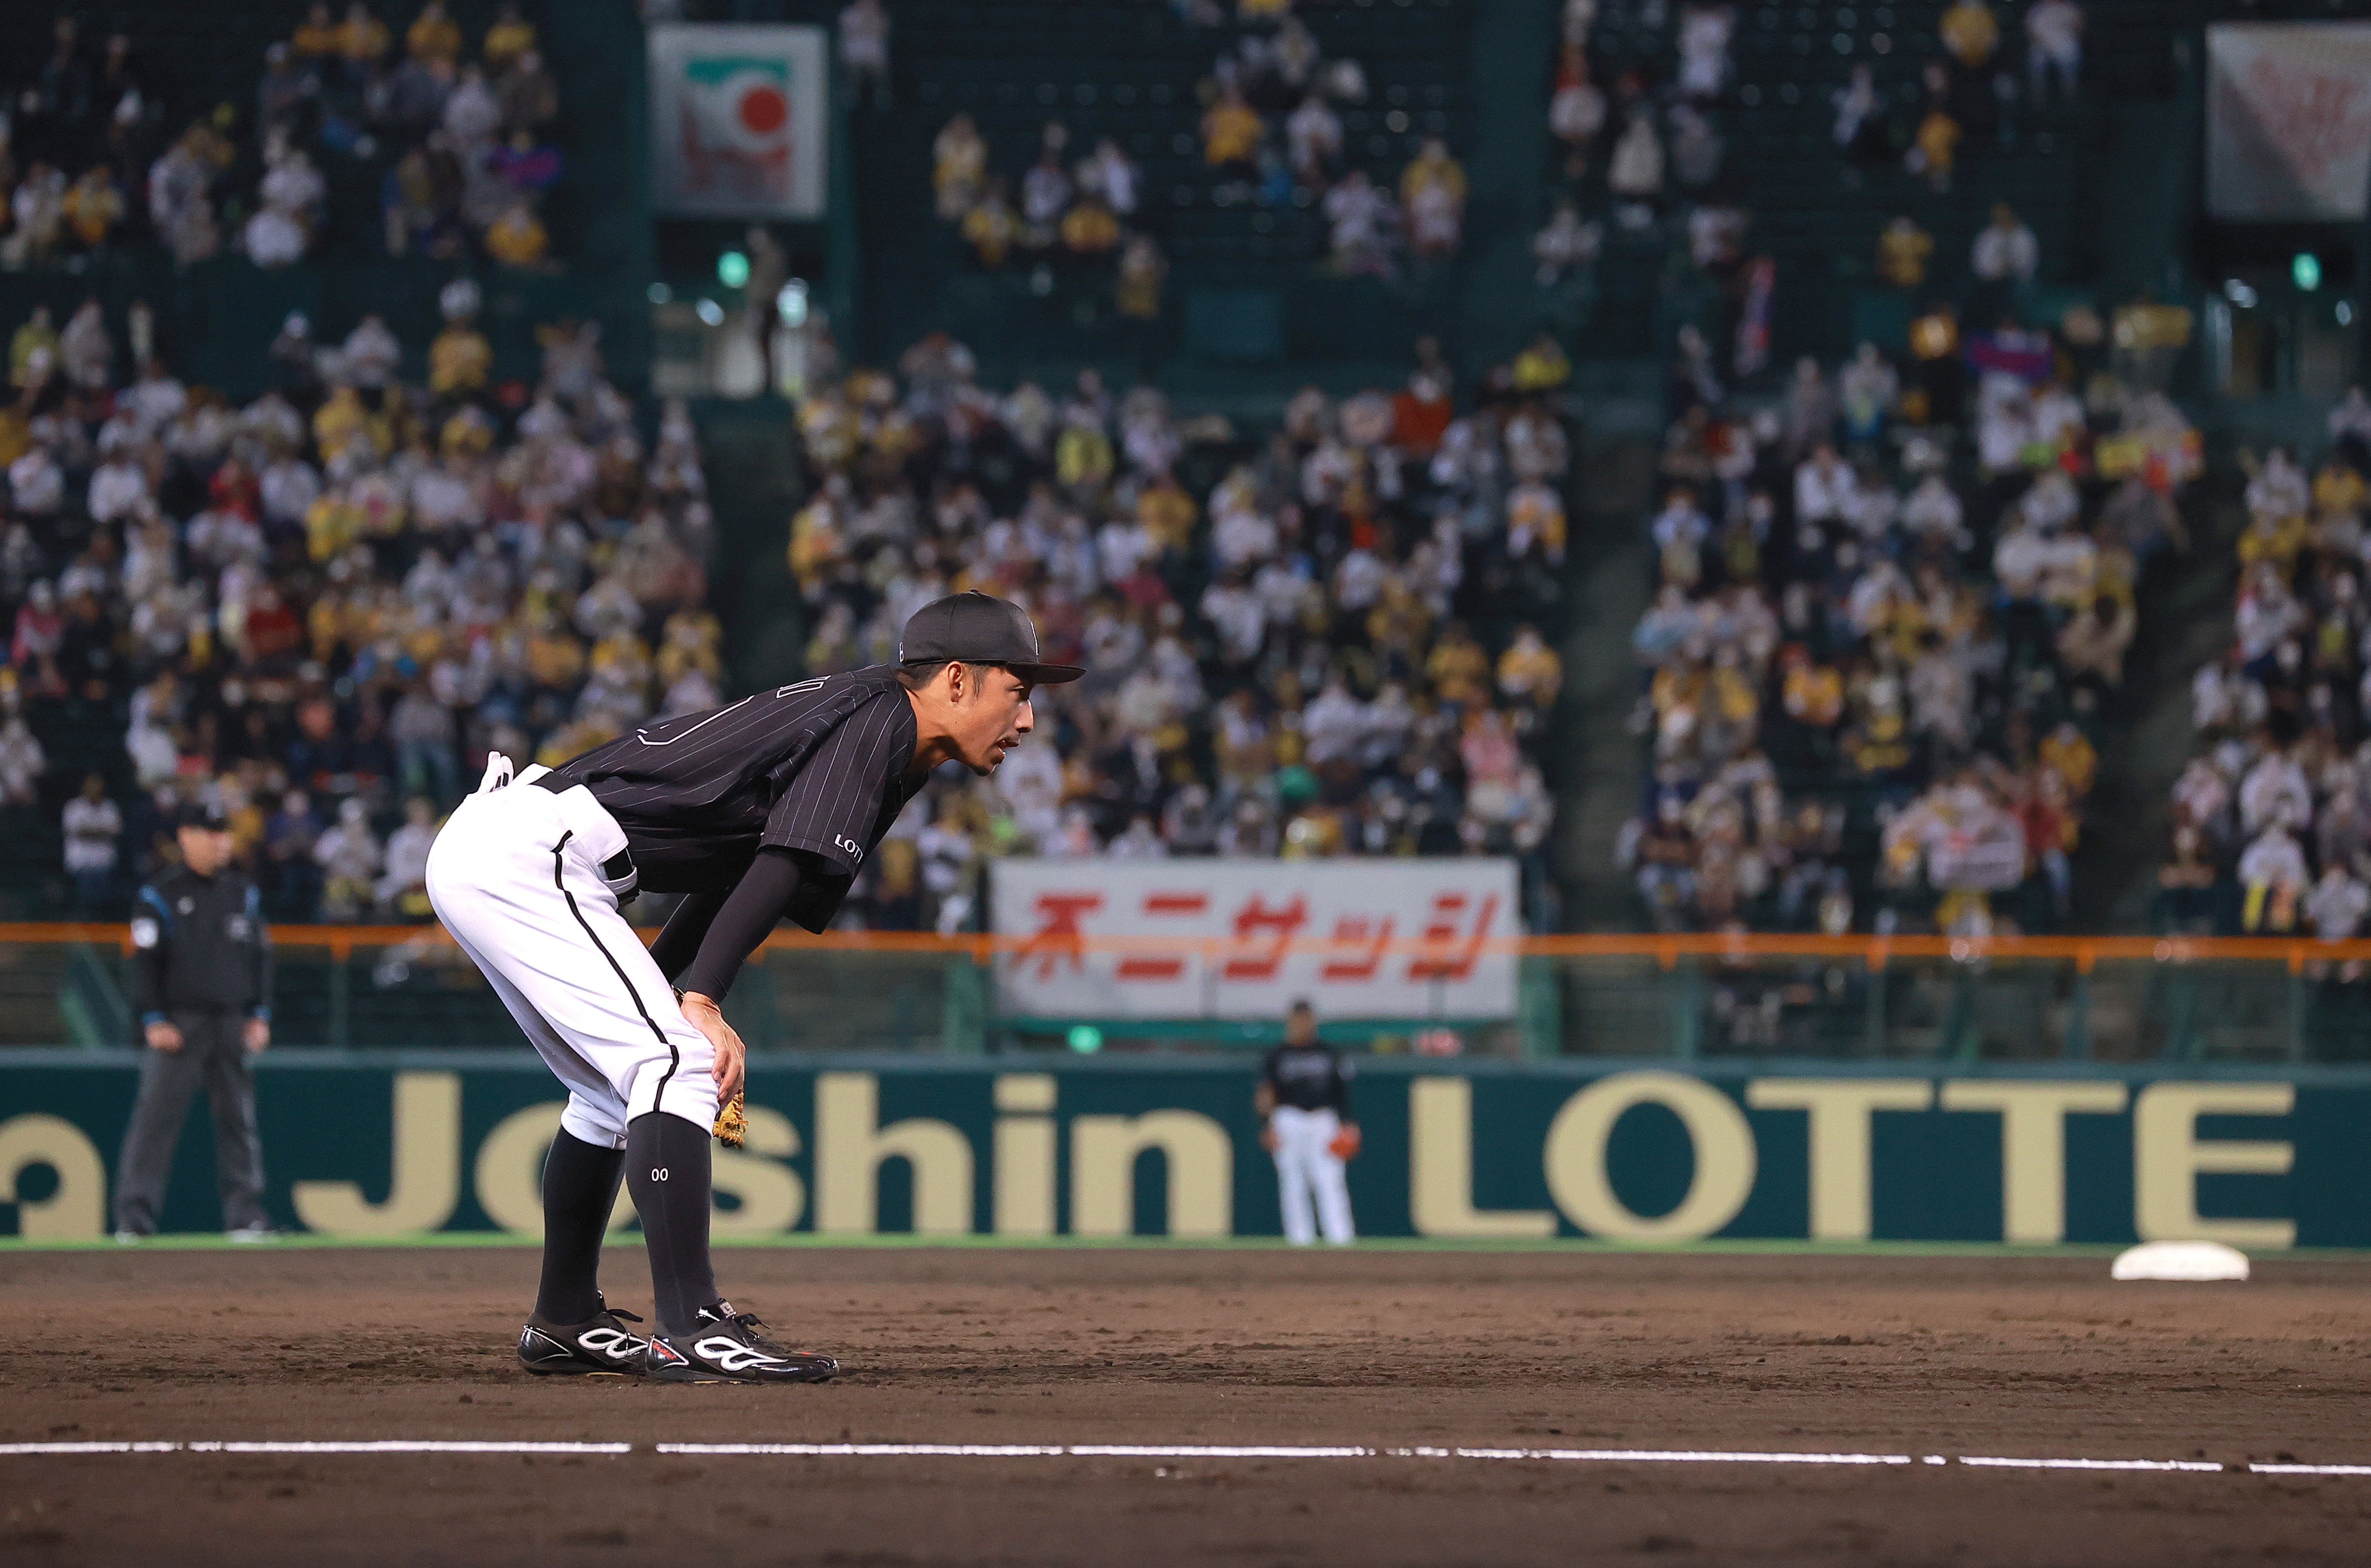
[1270,1106,1355,1245]
[425,756,717,1149]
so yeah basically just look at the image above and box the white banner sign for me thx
[990,860,1520,1022]
[2207,22,2371,221]
[648,23,830,219]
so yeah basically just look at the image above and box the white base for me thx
[2110,1240,2250,1282]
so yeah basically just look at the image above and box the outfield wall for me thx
[3,1055,2364,1247]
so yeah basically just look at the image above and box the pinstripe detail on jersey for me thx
[761,681,915,870]
[631,696,754,745]
[551,830,680,1106]
[531,665,924,908]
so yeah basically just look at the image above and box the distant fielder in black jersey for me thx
[425,592,1081,1382]
[1257,1000,1358,1245]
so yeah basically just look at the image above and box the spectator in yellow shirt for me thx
[1425,623,1492,706]
[1116,235,1167,320]
[339,2,391,76]
[485,200,549,267]
[1782,648,1845,730]
[1060,197,1122,256]
[2037,721,2097,797]
[439,404,496,456]
[304,492,363,563]
[429,320,492,398]
[10,307,58,388]
[1511,331,1572,393]
[292,2,340,59]
[312,383,373,459]
[482,2,535,73]
[1055,418,1115,494]
[1400,139,1467,256]
[1912,106,1959,192]
[1203,88,1264,172]
[1401,140,1467,207]
[1136,470,1197,553]
[407,0,462,65]
[1940,0,1999,68]
[1497,624,1564,708]
[788,492,845,597]
[1877,215,1933,288]
[932,113,987,219]
[524,615,587,692]
[62,168,124,249]
[1507,481,1567,564]
[962,180,1019,267]
[2236,508,2310,572]
[2313,455,2366,523]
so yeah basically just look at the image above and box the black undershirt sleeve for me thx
[649,889,730,982]
[670,847,806,1002]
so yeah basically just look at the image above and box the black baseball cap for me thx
[178,801,231,832]
[898,591,1083,685]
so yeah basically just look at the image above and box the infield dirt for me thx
[0,1244,2366,1566]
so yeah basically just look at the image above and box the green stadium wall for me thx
[3,1056,2364,1249]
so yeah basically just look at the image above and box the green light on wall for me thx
[1067,1025,1103,1054]
[717,249,751,289]
[2294,252,2322,292]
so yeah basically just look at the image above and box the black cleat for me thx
[517,1300,650,1376]
[644,1302,838,1384]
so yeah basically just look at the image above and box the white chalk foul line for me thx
[1960,1455,2226,1473]
[1,1442,2366,1476]
[0,1441,629,1456]
[654,1444,1908,1463]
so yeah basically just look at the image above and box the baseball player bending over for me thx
[426,592,1080,1382]
[1256,1000,1358,1245]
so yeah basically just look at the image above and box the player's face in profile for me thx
[953,664,1036,774]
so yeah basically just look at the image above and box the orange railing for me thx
[15,922,2369,973]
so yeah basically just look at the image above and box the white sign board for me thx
[990,859,1520,1022]
[2207,22,2371,221]
[648,23,830,219]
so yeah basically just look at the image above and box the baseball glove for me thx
[1329,1125,1362,1160]
[713,1092,747,1149]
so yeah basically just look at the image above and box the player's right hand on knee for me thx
[678,990,745,1104]
[144,1020,183,1052]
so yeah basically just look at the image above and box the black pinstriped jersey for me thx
[538,665,925,917]
[1263,1042,1353,1114]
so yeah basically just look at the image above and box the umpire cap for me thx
[899,591,1084,685]
[177,800,232,833]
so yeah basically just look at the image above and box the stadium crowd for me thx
[0,3,564,271]
[2169,396,2371,940]
[929,0,1470,293]
[1614,323,2195,937]
[786,329,1566,932]
[5,286,719,921]
[1570,0,2200,936]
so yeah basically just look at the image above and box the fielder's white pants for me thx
[425,756,717,1149]
[1271,1106,1354,1246]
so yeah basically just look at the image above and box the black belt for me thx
[531,774,637,894]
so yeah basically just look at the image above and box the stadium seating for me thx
[854,0,1477,385]
[1563,0,2218,940]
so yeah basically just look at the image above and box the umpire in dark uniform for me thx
[113,801,276,1241]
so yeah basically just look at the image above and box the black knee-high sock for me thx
[625,1112,718,1337]
[535,1130,626,1324]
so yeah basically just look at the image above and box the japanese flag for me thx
[688,67,791,155]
